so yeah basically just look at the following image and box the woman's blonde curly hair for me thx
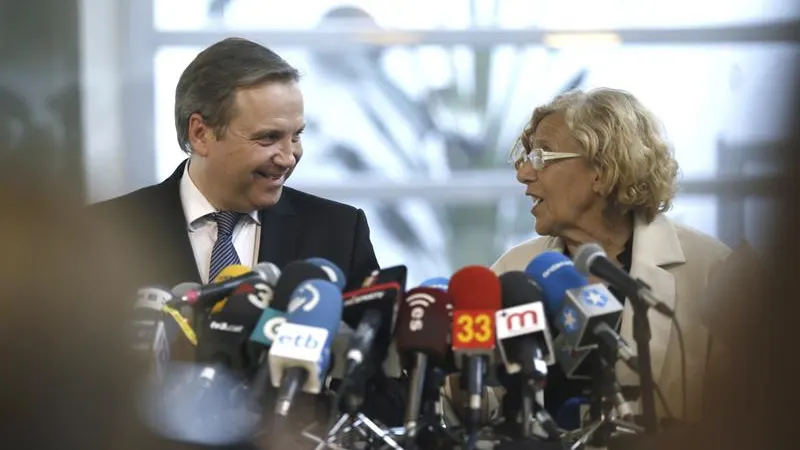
[519,87,679,222]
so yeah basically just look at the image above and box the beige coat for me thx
[490,213,731,422]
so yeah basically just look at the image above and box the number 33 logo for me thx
[456,314,493,343]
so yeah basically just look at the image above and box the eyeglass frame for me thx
[507,139,582,171]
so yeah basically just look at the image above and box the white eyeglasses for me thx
[508,140,581,171]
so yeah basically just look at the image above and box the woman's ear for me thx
[590,166,605,195]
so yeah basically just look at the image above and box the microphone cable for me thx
[161,305,197,346]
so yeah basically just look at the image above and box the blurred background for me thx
[2,0,799,286]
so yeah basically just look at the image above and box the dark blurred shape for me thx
[0,162,153,449]
[0,0,85,193]
[208,0,234,19]
[613,56,800,450]
[559,69,587,94]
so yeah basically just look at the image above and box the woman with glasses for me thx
[492,88,730,431]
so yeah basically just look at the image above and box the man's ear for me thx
[187,113,212,156]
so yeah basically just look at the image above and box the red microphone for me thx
[448,265,501,433]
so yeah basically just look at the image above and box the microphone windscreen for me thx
[172,282,202,297]
[135,286,173,311]
[573,243,604,276]
[209,265,255,313]
[524,251,588,316]
[448,265,502,310]
[272,261,328,311]
[420,277,449,291]
[306,257,346,291]
[498,271,544,308]
[286,279,343,331]
[253,262,281,287]
[394,287,453,363]
[171,282,201,320]
[268,279,343,393]
[214,264,252,282]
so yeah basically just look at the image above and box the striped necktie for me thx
[208,211,244,282]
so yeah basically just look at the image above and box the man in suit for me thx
[90,37,383,448]
[91,37,379,292]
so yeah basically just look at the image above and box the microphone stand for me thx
[570,346,642,450]
[412,366,461,450]
[316,362,403,450]
[630,289,659,435]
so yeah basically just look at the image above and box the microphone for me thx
[341,267,405,376]
[495,271,558,439]
[269,279,342,417]
[358,264,407,290]
[196,281,268,373]
[394,287,453,442]
[525,252,637,371]
[420,277,450,291]
[448,265,501,433]
[169,263,278,308]
[131,286,176,381]
[307,257,346,291]
[420,277,453,315]
[251,260,330,348]
[495,271,555,375]
[574,243,674,318]
[525,252,638,423]
[181,279,271,417]
[248,261,329,403]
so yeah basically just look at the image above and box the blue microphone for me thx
[524,251,623,350]
[268,279,343,417]
[525,251,639,371]
[307,257,346,291]
[526,252,637,423]
[524,251,588,320]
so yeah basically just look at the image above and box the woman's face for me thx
[516,112,604,236]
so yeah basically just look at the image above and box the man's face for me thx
[188,80,305,212]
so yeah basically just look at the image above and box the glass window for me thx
[148,0,795,283]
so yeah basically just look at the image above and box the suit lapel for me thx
[616,214,684,387]
[156,160,202,283]
[258,187,301,268]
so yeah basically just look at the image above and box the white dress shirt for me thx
[179,164,260,283]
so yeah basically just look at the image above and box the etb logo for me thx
[277,332,321,349]
[451,310,495,349]
[405,292,436,331]
[495,302,546,340]
[269,322,330,361]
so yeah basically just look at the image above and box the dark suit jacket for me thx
[90,161,382,449]
[90,161,379,292]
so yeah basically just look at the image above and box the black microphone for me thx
[574,243,674,318]
[341,266,406,378]
[394,287,453,448]
[196,281,268,374]
[496,272,559,439]
[168,262,281,309]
